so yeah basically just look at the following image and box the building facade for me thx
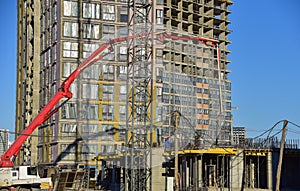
[0,129,9,155]
[16,0,232,172]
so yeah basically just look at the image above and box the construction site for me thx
[0,0,297,190]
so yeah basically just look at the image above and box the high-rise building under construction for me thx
[16,0,232,184]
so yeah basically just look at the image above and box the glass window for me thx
[83,3,100,19]
[82,64,100,79]
[61,123,77,140]
[102,25,115,40]
[64,22,78,37]
[53,3,57,21]
[82,124,98,140]
[61,103,77,119]
[52,24,57,42]
[102,104,114,121]
[119,105,126,121]
[64,1,78,17]
[102,85,114,100]
[63,42,78,58]
[83,43,99,59]
[63,62,77,77]
[101,124,114,141]
[157,0,164,5]
[83,23,100,39]
[117,65,127,80]
[61,144,76,160]
[119,6,128,22]
[118,46,127,61]
[70,80,78,98]
[118,126,126,141]
[119,85,126,101]
[102,4,115,21]
[81,104,98,120]
[118,26,128,37]
[102,64,114,80]
[81,144,97,160]
[100,144,115,154]
[156,9,163,24]
[82,84,99,99]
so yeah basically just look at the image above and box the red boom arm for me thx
[0,32,217,168]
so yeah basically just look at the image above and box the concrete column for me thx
[186,160,190,188]
[192,156,198,191]
[197,155,203,188]
[182,155,187,189]
[267,152,273,190]
[230,149,243,190]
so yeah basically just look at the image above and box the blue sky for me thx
[0,1,300,140]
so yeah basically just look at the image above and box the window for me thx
[83,43,99,59]
[118,46,127,61]
[82,84,99,99]
[102,85,114,100]
[117,65,127,80]
[53,44,57,61]
[61,103,77,119]
[118,126,126,141]
[53,3,57,21]
[118,26,128,37]
[102,64,114,80]
[157,0,164,5]
[119,105,126,121]
[135,86,146,102]
[63,42,78,58]
[61,144,76,160]
[61,123,77,139]
[102,104,114,120]
[156,49,163,64]
[119,7,128,22]
[63,62,77,77]
[82,64,100,79]
[64,22,79,37]
[70,81,78,98]
[83,3,100,19]
[156,106,162,122]
[119,85,126,101]
[100,144,115,154]
[156,9,163,24]
[52,24,57,42]
[102,25,115,40]
[83,23,100,39]
[81,104,98,120]
[102,4,115,21]
[81,144,97,160]
[136,8,146,23]
[156,67,163,82]
[64,1,78,17]
[101,124,114,141]
[51,63,57,82]
[156,87,162,102]
[82,124,98,140]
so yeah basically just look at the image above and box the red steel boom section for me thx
[0,33,218,168]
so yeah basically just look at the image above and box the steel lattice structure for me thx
[125,0,154,190]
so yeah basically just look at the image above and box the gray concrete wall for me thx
[230,149,244,190]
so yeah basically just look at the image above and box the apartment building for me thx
[16,0,232,173]
[0,129,9,155]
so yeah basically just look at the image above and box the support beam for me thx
[275,120,288,191]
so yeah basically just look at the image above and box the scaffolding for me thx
[125,0,154,191]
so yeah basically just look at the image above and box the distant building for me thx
[233,126,246,145]
[0,129,9,155]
